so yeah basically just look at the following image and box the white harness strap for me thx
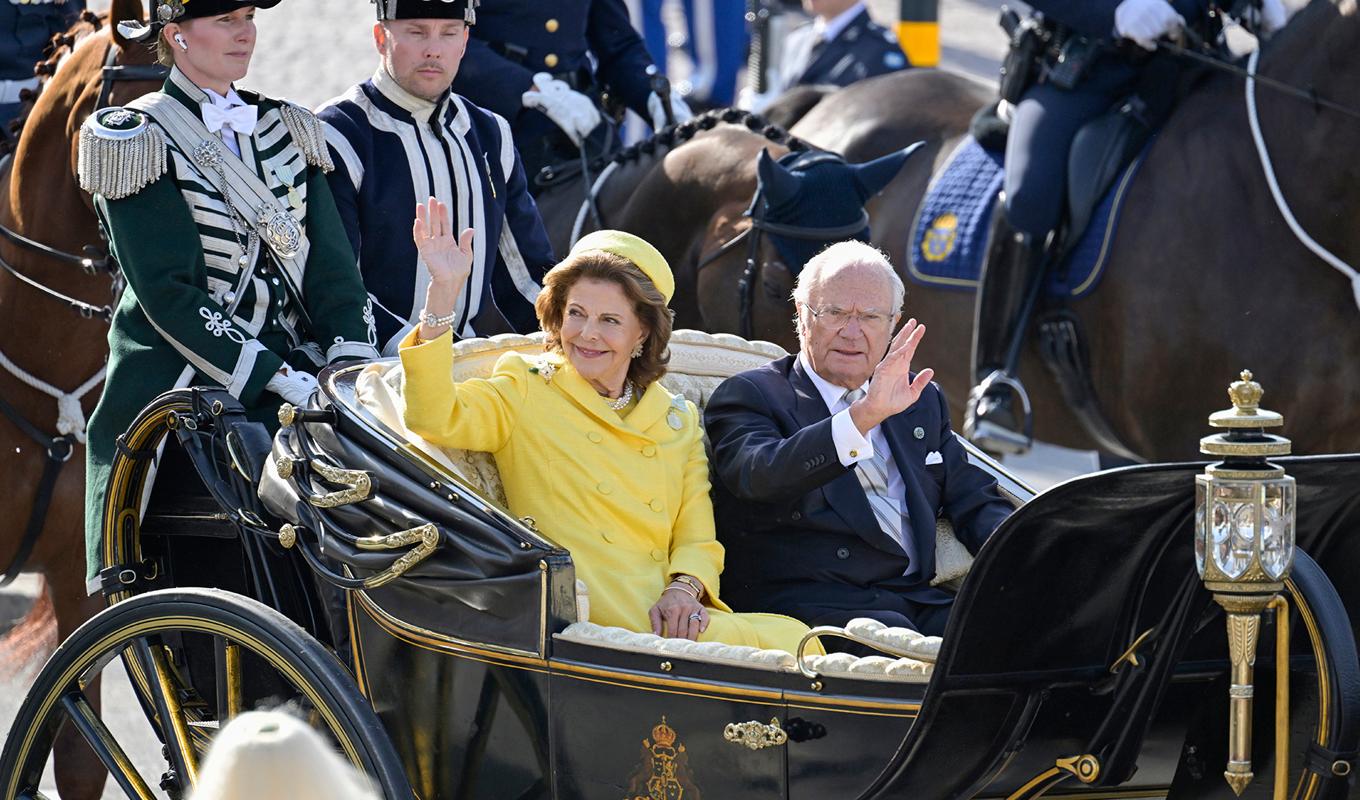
[1246,47,1360,312]
[570,160,621,247]
[0,347,105,443]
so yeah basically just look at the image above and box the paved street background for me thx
[0,2,1058,797]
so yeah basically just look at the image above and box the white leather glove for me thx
[1241,0,1288,33]
[521,72,602,146]
[266,366,319,406]
[1114,0,1186,50]
[647,89,694,130]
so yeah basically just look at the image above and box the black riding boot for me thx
[964,205,1049,455]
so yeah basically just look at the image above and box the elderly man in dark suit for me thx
[704,241,1012,639]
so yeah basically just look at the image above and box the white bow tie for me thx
[202,102,259,136]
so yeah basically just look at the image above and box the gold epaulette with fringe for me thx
[278,101,335,174]
[76,107,168,200]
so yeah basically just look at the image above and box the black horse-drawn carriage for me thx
[3,331,1359,800]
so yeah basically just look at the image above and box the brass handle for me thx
[356,523,440,589]
[307,460,374,508]
[723,718,788,751]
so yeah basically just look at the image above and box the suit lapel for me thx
[883,405,937,576]
[549,357,666,441]
[787,358,905,558]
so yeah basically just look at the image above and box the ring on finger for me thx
[688,612,703,621]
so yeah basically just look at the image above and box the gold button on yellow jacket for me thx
[400,330,815,653]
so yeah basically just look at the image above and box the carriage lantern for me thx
[1194,370,1296,795]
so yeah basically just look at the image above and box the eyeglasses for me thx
[807,306,894,330]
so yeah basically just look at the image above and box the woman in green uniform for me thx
[79,0,379,583]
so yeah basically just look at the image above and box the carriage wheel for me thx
[0,588,411,799]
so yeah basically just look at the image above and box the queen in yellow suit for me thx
[398,199,815,653]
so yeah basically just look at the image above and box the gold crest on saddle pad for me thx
[922,212,959,263]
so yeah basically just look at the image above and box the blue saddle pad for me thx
[907,136,1147,299]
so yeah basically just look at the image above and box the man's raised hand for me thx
[850,318,935,435]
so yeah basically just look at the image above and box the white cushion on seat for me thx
[556,622,799,672]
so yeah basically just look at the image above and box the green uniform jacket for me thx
[81,68,379,581]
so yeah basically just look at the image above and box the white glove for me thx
[647,89,694,130]
[1242,0,1288,33]
[1114,0,1186,50]
[521,72,601,146]
[266,366,319,406]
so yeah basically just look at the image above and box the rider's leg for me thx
[966,82,1119,454]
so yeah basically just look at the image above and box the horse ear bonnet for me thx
[851,142,923,202]
[753,150,874,275]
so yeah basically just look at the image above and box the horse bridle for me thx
[0,47,167,321]
[0,44,167,588]
[696,188,869,339]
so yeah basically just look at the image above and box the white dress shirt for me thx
[203,87,251,158]
[799,351,908,518]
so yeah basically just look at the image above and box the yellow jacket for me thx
[400,330,812,653]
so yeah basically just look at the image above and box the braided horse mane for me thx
[1,9,108,154]
[601,106,814,173]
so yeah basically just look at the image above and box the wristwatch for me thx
[420,309,456,328]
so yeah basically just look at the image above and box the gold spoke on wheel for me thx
[133,639,199,786]
[59,691,156,800]
[215,637,244,721]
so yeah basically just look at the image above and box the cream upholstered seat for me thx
[351,329,969,680]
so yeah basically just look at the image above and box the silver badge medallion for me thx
[258,209,303,258]
[913,426,926,440]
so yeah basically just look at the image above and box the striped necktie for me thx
[842,388,916,569]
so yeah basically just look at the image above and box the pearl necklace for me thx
[605,380,634,411]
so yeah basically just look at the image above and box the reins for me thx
[696,185,870,338]
[0,39,164,587]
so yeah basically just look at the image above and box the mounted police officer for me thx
[79,0,379,583]
[318,0,553,353]
[964,0,1286,454]
[0,0,83,138]
[451,0,693,188]
[774,0,908,95]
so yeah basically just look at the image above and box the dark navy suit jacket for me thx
[705,355,1012,623]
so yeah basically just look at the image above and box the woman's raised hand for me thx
[413,197,474,289]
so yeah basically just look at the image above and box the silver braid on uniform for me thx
[279,102,335,173]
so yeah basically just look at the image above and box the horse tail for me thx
[0,576,58,672]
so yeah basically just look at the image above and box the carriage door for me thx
[548,643,789,800]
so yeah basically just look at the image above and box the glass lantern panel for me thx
[1194,479,1207,577]
[1211,480,1257,579]
[1260,477,1296,580]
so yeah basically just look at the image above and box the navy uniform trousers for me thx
[1004,0,1213,238]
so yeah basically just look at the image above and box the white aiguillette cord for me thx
[1245,47,1360,312]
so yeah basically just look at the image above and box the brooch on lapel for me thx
[667,394,687,430]
[527,356,556,383]
[913,426,926,440]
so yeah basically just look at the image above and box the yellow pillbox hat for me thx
[568,230,675,304]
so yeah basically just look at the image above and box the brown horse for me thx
[0,3,164,797]
[689,0,1360,462]
[533,109,912,348]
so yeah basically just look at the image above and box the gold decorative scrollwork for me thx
[357,523,439,589]
[723,718,788,751]
[307,460,373,508]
